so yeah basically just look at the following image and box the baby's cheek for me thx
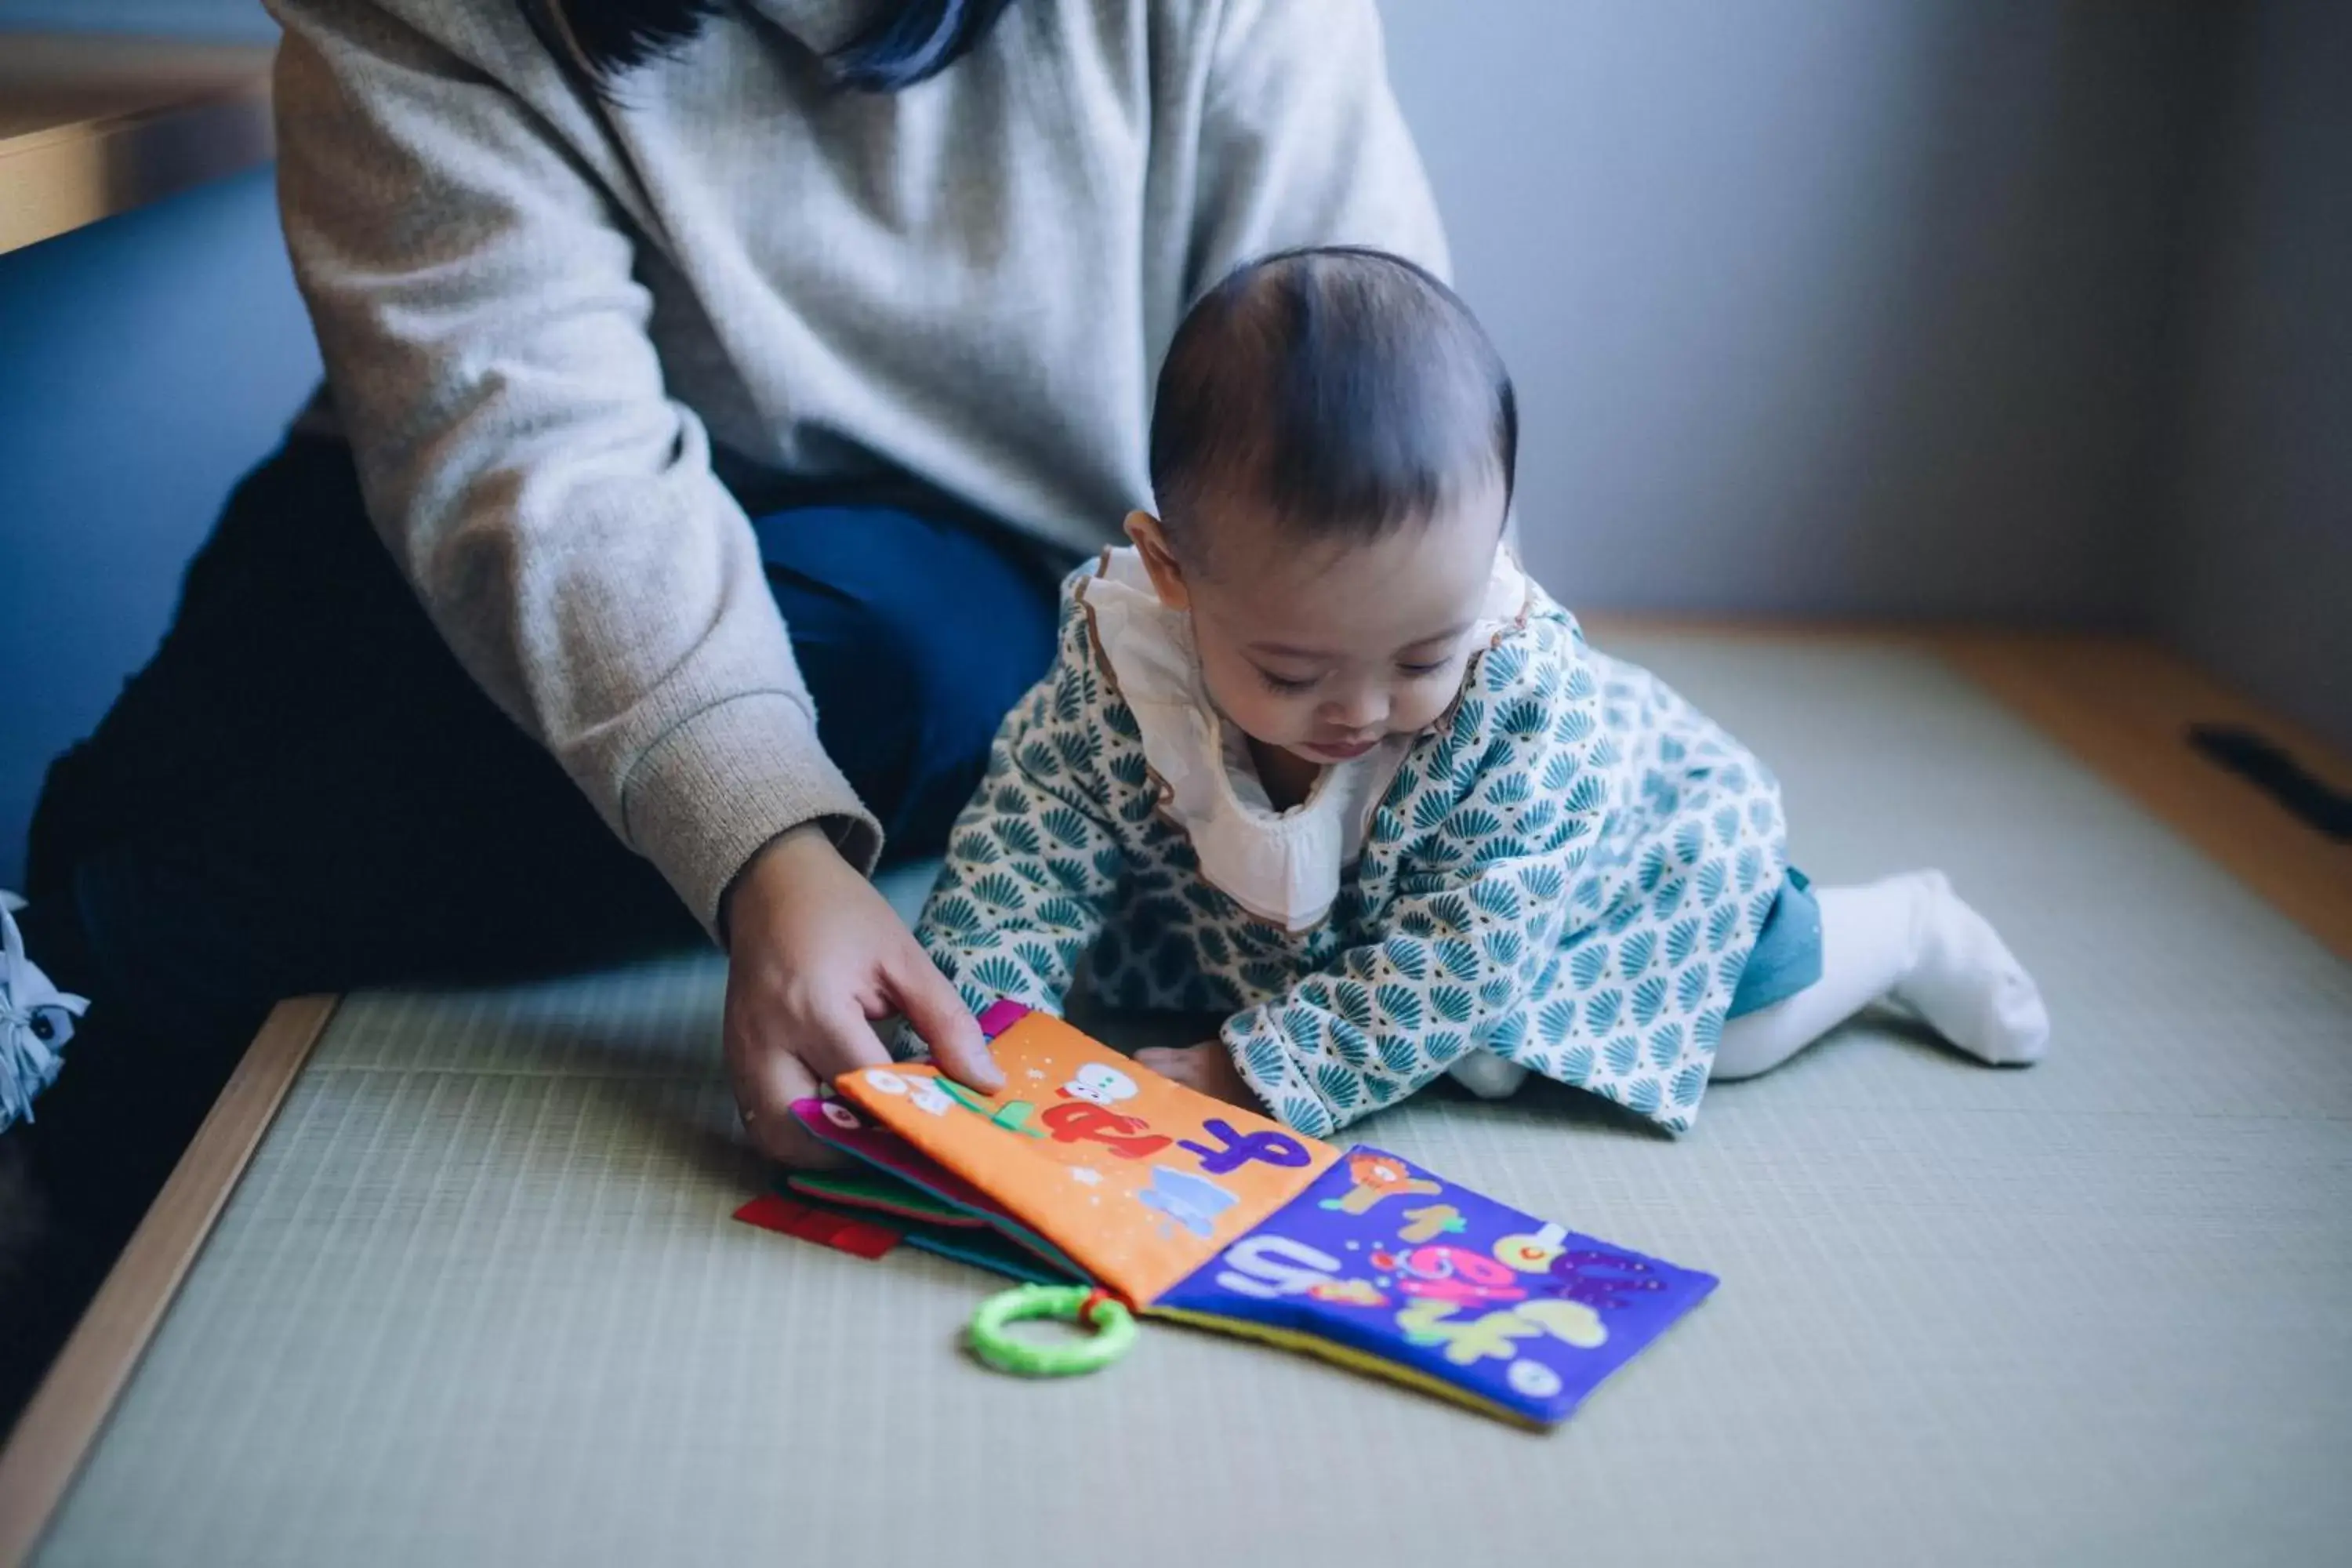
[1203,662,1304,746]
[1392,683,1457,737]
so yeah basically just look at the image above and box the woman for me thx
[24,0,1448,1167]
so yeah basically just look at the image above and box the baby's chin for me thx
[1231,728,1365,767]
[1284,735,1391,765]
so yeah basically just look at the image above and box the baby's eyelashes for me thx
[1253,666,1318,695]
[1253,658,1454,694]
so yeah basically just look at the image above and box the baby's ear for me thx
[1123,511,1190,610]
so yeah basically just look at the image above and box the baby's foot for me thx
[1135,1043,1266,1111]
[1887,871,2050,1065]
[1446,1048,1530,1100]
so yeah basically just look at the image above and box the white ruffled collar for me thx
[1077,546,1529,931]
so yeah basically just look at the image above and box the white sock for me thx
[1711,872,2049,1081]
[1448,1047,1530,1099]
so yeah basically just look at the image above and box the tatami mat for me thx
[35,640,2352,1567]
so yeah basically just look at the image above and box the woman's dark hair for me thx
[1149,247,1518,558]
[531,0,1015,92]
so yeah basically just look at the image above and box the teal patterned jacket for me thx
[909,567,1789,1137]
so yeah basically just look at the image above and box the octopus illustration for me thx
[1544,1248,1668,1310]
[1368,1243,1528,1305]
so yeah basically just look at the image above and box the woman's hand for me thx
[720,826,1000,1167]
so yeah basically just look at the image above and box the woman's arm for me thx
[270,1,1000,1170]
[271,0,875,929]
[1186,0,1451,291]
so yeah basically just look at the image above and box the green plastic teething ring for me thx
[967,1283,1138,1377]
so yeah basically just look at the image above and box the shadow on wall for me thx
[1381,0,2220,622]
[0,166,323,889]
[2153,0,2352,753]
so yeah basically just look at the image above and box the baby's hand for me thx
[1134,1041,1265,1112]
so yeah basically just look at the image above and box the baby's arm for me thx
[1215,617,1622,1137]
[909,666,1126,1027]
[1136,1037,1262,1108]
[1218,844,1590,1137]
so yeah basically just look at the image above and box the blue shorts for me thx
[1726,867,1824,1018]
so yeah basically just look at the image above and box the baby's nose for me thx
[1327,687,1389,730]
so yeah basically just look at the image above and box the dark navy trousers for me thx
[24,435,1062,1054]
[7,433,1060,1420]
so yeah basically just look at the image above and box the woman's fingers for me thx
[728,1024,844,1169]
[889,941,1001,1093]
[793,996,897,1084]
[720,837,1003,1171]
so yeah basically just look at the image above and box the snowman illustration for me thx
[1058,1062,1138,1107]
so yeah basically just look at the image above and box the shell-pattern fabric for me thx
[908,565,1789,1137]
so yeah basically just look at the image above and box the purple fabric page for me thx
[1154,1146,1717,1425]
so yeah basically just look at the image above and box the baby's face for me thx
[1132,480,1506,768]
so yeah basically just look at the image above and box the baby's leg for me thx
[1711,872,2049,1080]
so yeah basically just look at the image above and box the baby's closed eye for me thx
[1253,666,1317,695]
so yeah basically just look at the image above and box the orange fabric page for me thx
[833,1012,1338,1303]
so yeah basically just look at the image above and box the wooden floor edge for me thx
[1593,619,2350,960]
[0,993,339,1568]
[1927,635,2352,965]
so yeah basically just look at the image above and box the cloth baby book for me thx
[751,1001,1718,1427]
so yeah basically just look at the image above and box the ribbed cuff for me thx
[618,691,883,935]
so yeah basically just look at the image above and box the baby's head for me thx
[1131,246,1516,768]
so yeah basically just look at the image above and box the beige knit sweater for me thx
[266,0,1447,929]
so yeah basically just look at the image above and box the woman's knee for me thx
[870,575,1055,853]
[902,586,1055,753]
[771,510,1058,848]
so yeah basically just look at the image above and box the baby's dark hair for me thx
[1147,246,1516,562]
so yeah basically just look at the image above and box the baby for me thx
[908,247,2047,1138]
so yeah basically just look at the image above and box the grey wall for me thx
[1378,0,2217,621]
[2152,0,2351,753]
[1,0,2340,891]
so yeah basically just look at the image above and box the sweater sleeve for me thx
[909,608,1127,1022]
[1219,622,1624,1138]
[268,0,877,931]
[1186,0,1452,291]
